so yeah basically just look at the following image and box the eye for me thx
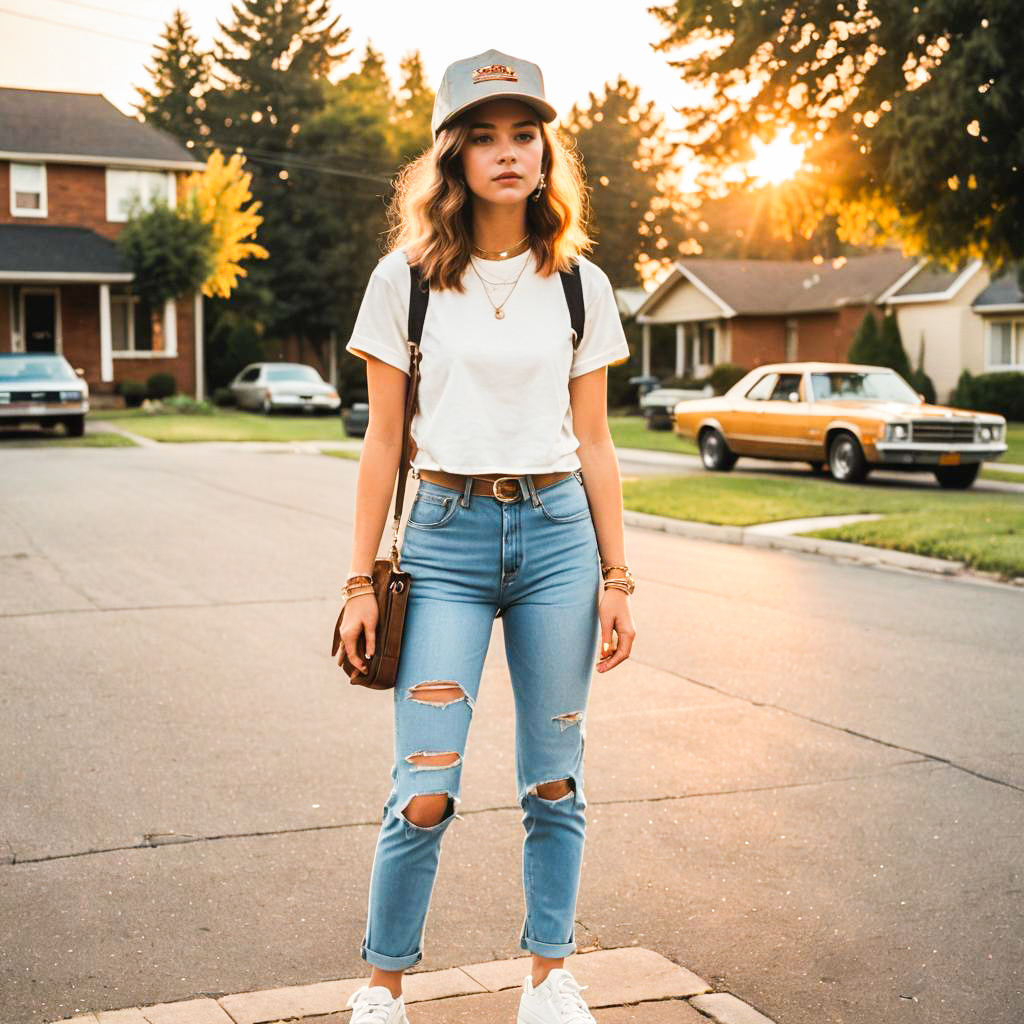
[517,132,536,142]
[471,133,492,144]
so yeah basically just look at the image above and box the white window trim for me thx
[106,167,174,223]
[10,161,47,218]
[985,318,1024,372]
[19,286,62,353]
[109,293,177,358]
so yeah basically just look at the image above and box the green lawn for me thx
[608,415,697,455]
[99,408,353,442]
[0,431,136,448]
[621,474,1024,578]
[1004,423,1024,464]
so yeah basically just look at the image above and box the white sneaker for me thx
[345,982,410,1023]
[517,967,597,1024]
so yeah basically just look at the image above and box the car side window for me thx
[240,367,260,383]
[769,373,802,401]
[745,373,779,401]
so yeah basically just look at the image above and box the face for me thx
[457,98,545,207]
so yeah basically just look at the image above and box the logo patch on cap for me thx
[472,63,517,84]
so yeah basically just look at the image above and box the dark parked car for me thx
[0,353,89,436]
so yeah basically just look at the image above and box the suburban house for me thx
[630,248,915,381]
[877,259,1024,399]
[628,248,1023,401]
[0,86,205,397]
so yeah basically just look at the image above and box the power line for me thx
[43,0,165,25]
[0,6,153,45]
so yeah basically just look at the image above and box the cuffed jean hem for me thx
[519,933,578,957]
[361,941,423,970]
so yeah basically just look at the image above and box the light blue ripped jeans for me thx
[359,468,602,971]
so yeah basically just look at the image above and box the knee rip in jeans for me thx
[552,710,584,732]
[401,790,463,828]
[407,680,474,710]
[528,776,576,802]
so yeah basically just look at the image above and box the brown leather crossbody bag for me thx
[332,257,585,690]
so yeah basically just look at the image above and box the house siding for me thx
[0,157,200,396]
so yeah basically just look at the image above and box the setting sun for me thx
[747,126,807,186]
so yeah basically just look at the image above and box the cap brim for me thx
[436,94,558,136]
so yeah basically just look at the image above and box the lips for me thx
[494,174,521,181]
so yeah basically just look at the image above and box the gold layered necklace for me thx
[470,234,530,260]
[468,239,532,319]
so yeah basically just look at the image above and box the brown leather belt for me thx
[417,468,574,503]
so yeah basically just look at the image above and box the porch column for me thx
[641,322,651,376]
[163,298,178,357]
[99,284,113,383]
[194,291,205,400]
[675,323,685,376]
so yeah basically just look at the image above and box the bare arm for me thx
[347,354,410,575]
[569,365,636,673]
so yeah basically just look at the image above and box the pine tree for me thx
[392,50,434,163]
[877,311,913,380]
[909,335,937,404]
[847,311,883,366]
[134,9,211,149]
[563,77,684,289]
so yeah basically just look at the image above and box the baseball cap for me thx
[431,48,558,139]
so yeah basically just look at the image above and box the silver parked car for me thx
[0,353,90,437]
[229,362,340,415]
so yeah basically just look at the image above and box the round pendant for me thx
[495,308,505,319]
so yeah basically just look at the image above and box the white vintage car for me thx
[0,353,89,437]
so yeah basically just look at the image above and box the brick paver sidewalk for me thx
[51,947,778,1024]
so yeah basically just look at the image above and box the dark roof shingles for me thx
[0,224,129,275]
[0,87,198,165]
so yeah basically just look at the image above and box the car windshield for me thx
[0,355,77,383]
[810,371,919,403]
[264,365,322,383]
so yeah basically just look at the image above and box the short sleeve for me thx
[569,266,632,379]
[345,259,410,376]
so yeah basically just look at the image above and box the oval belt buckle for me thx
[491,476,521,503]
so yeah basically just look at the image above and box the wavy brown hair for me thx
[385,112,593,290]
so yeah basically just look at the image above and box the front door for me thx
[23,291,58,353]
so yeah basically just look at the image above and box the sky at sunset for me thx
[0,0,700,133]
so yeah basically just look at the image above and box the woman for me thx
[338,48,637,1024]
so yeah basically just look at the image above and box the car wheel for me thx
[828,432,868,483]
[699,427,738,471]
[64,415,85,438]
[933,463,980,489]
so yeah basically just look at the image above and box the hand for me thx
[337,594,378,674]
[596,588,635,673]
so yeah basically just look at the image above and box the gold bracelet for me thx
[600,562,629,574]
[346,573,373,583]
[603,579,635,595]
[343,583,375,598]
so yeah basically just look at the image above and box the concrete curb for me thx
[48,947,778,1024]
[622,508,968,577]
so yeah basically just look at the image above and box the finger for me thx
[599,630,635,671]
[343,634,366,674]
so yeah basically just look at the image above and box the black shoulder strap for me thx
[408,262,429,343]
[559,260,585,351]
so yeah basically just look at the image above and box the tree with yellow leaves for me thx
[181,149,269,299]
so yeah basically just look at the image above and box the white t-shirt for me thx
[345,247,631,475]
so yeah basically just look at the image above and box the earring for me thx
[530,171,547,202]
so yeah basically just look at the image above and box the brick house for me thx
[632,249,916,380]
[0,86,205,397]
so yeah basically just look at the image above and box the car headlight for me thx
[59,390,83,401]
[975,424,994,442]
[885,423,909,441]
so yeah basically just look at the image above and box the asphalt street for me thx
[0,443,1021,1024]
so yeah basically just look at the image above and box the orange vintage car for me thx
[672,361,1008,489]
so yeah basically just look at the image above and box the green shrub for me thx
[951,371,1024,419]
[161,394,214,414]
[847,310,883,365]
[950,369,977,409]
[212,386,237,407]
[877,311,913,379]
[146,372,177,399]
[909,368,936,404]
[708,363,749,395]
[117,379,146,408]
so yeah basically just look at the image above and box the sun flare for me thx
[747,127,807,186]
